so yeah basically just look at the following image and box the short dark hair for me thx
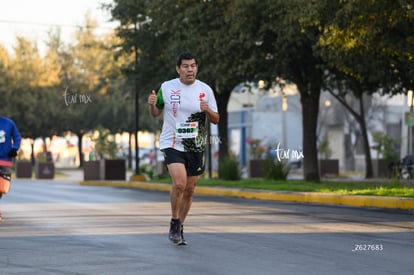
[176,52,198,67]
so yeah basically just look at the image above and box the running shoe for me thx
[169,218,182,243]
[180,224,188,245]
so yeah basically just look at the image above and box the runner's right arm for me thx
[148,89,163,117]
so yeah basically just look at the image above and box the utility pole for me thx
[134,21,140,176]
[131,17,152,180]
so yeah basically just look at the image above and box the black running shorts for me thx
[162,148,205,176]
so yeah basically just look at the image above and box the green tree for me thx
[1,15,134,166]
[323,72,378,178]
[240,0,340,180]
[316,0,413,178]
[149,0,237,165]
[147,0,339,180]
[7,37,53,138]
[318,0,413,92]
[0,45,12,116]
[108,0,411,181]
[57,16,130,166]
[109,0,279,174]
[109,0,169,131]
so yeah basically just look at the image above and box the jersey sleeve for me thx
[155,88,164,109]
[207,87,218,113]
[12,121,22,150]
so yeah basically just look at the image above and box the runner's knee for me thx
[183,186,195,198]
[173,181,186,193]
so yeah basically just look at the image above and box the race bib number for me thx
[0,130,5,143]
[176,122,198,138]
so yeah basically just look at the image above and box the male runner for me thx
[147,52,219,244]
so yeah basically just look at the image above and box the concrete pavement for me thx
[4,180,414,275]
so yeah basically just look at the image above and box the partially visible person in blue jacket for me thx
[0,116,21,222]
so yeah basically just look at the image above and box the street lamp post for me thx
[131,17,152,179]
[133,21,141,177]
[407,90,414,155]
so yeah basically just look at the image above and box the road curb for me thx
[79,180,414,210]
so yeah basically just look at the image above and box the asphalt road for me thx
[0,179,413,275]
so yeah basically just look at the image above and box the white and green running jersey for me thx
[155,78,218,152]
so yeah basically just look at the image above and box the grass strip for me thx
[151,178,414,197]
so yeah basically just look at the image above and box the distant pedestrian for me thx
[149,150,156,167]
[0,116,22,222]
[147,52,219,245]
